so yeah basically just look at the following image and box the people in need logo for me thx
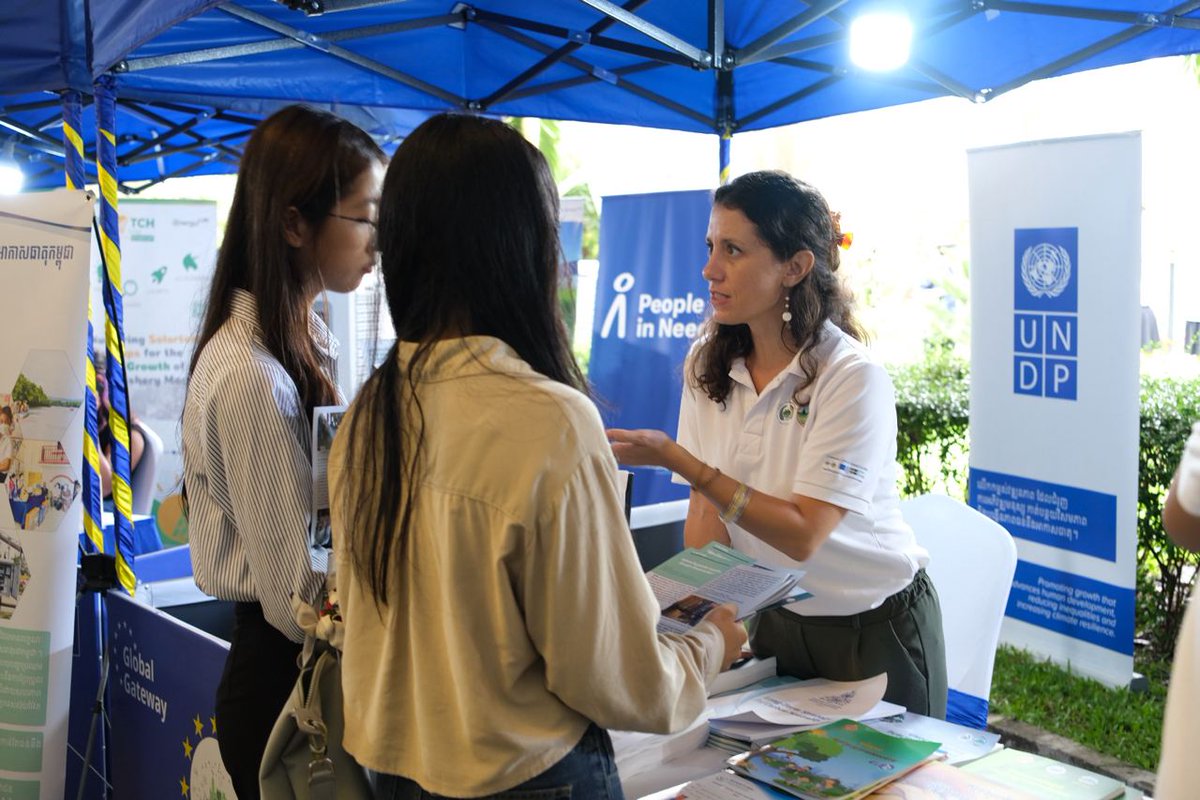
[599,272,707,340]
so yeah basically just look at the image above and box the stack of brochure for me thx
[679,760,1038,800]
[706,674,904,754]
[648,542,810,634]
[723,718,941,800]
[862,711,1000,766]
[960,748,1128,799]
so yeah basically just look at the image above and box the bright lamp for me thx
[0,141,23,194]
[849,12,913,72]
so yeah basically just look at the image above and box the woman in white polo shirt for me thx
[609,170,947,717]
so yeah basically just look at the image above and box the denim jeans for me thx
[373,724,624,800]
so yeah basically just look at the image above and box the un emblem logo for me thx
[1020,243,1072,298]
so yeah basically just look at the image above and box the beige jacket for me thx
[330,336,722,797]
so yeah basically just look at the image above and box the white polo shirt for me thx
[675,320,928,616]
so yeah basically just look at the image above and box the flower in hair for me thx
[830,211,852,250]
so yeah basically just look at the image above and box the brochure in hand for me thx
[310,405,346,545]
[728,719,940,800]
[649,541,810,634]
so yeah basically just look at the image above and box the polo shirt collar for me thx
[727,319,842,396]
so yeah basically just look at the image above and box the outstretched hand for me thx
[606,428,677,469]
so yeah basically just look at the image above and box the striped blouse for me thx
[183,289,341,643]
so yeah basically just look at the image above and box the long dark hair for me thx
[340,113,584,607]
[692,170,863,404]
[187,105,385,417]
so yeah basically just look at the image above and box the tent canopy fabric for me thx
[2,0,1200,189]
[112,0,1200,133]
[0,91,427,191]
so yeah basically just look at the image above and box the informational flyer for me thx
[0,189,94,800]
[311,404,346,544]
[89,200,217,547]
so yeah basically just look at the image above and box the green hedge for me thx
[891,356,1200,660]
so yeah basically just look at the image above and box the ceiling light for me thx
[0,141,23,195]
[849,12,913,72]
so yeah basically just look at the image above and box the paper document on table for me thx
[649,542,810,633]
[867,711,1001,766]
[728,718,940,800]
[711,673,892,727]
[677,771,787,800]
[310,405,346,546]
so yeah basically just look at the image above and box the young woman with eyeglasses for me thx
[182,104,384,798]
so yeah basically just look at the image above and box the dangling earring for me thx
[782,292,793,323]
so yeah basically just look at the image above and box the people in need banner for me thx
[967,133,1140,687]
[589,190,712,507]
[0,189,94,800]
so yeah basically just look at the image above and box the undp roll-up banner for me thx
[90,200,217,548]
[967,133,1140,687]
[0,190,94,800]
[589,190,711,507]
[104,591,232,798]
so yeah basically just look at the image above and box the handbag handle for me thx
[292,647,338,799]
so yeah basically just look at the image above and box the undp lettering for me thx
[1012,228,1078,401]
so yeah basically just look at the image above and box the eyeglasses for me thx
[328,213,377,230]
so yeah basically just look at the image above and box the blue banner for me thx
[589,190,712,506]
[105,593,232,798]
[968,134,1140,685]
[1006,560,1134,655]
[968,468,1117,561]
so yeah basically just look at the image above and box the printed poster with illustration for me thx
[729,719,940,800]
[1,190,95,800]
[89,200,217,547]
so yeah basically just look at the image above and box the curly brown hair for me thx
[691,171,863,405]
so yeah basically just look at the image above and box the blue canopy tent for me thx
[5,1,1200,188]
[0,92,426,191]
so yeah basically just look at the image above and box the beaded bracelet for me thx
[720,482,751,525]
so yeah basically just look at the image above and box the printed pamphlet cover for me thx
[866,712,1000,766]
[649,541,810,633]
[708,673,905,753]
[678,770,792,800]
[729,719,940,800]
[865,759,1038,798]
[310,404,346,545]
[959,749,1124,800]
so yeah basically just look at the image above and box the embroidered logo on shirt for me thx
[822,455,867,483]
[777,402,810,425]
